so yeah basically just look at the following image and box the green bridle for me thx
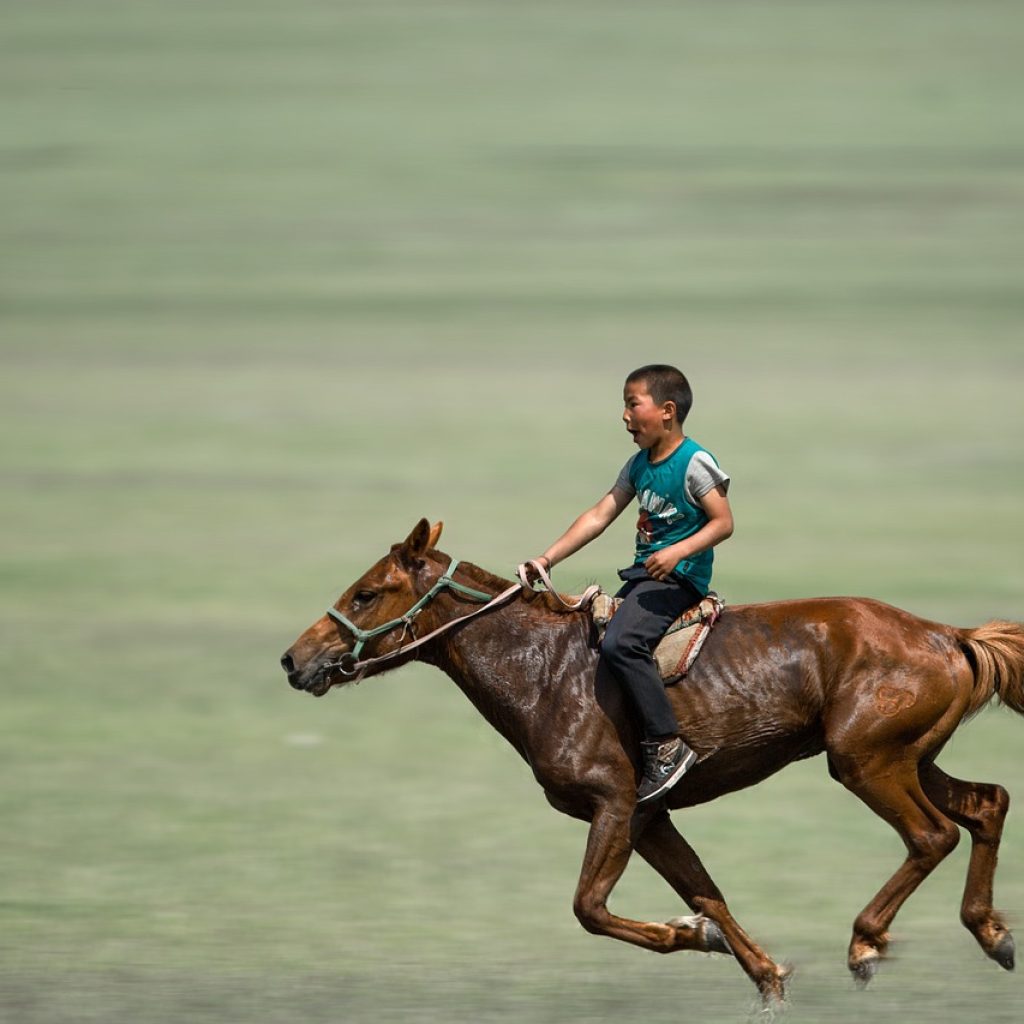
[325,558,497,676]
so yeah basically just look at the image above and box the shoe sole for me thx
[636,746,698,804]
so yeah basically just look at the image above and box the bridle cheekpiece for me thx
[324,558,501,677]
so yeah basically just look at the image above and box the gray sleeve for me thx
[613,455,637,498]
[684,451,730,507]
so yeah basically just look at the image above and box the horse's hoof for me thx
[757,963,792,1006]
[992,932,1015,971]
[849,950,880,988]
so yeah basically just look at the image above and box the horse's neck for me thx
[427,593,593,754]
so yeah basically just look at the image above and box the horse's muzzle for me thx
[280,648,344,696]
[280,650,317,692]
[280,651,301,686]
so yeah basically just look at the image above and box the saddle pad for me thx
[590,591,724,683]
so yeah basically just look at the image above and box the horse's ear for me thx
[398,518,433,564]
[427,520,444,550]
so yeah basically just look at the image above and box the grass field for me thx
[3,2,1024,1021]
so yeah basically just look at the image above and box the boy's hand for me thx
[644,547,681,581]
[518,556,551,591]
[643,486,733,582]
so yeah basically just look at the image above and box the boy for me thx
[526,365,733,803]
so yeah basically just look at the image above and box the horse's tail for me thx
[959,620,1024,718]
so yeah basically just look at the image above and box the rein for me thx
[322,558,599,681]
[515,559,601,610]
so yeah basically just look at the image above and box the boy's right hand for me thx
[517,556,551,591]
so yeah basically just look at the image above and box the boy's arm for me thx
[531,486,633,571]
[643,485,734,582]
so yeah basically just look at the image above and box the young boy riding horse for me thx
[526,364,734,803]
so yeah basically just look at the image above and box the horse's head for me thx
[281,518,446,697]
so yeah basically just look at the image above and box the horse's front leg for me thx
[634,809,790,1003]
[572,800,712,955]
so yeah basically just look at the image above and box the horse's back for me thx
[700,595,965,684]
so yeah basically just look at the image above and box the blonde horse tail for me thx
[959,620,1024,719]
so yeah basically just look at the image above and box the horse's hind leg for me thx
[634,809,790,1003]
[920,763,1015,970]
[832,754,962,984]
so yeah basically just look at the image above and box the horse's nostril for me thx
[280,652,296,674]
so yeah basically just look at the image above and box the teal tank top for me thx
[626,437,722,594]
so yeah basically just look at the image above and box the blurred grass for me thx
[2,1,1024,1021]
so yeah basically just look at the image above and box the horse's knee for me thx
[915,819,961,868]
[573,893,609,935]
[897,818,960,875]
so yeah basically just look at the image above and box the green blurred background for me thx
[2,1,1023,1021]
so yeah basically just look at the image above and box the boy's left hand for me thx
[643,485,734,583]
[644,547,681,581]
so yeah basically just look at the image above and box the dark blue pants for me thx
[599,570,702,740]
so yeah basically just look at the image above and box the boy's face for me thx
[622,380,674,450]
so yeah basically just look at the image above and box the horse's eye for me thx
[353,590,377,607]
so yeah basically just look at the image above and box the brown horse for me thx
[280,519,1024,1002]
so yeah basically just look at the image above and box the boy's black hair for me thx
[625,364,693,424]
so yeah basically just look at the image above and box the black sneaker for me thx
[636,737,697,804]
